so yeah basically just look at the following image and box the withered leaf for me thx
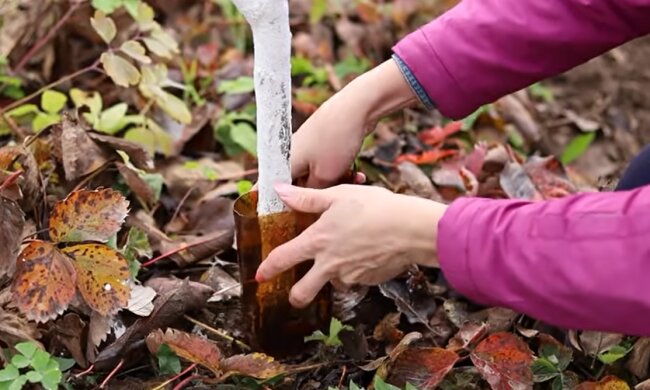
[373,312,404,345]
[62,244,131,316]
[88,132,153,170]
[49,188,129,243]
[146,328,222,375]
[11,241,77,323]
[447,322,488,352]
[576,375,630,390]
[54,115,111,181]
[54,313,87,367]
[221,353,286,380]
[386,347,459,389]
[0,197,24,278]
[470,332,534,390]
[0,289,41,346]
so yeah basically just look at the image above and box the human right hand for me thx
[290,58,418,187]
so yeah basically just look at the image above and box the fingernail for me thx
[274,182,293,197]
[255,271,265,283]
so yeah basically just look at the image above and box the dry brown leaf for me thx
[221,353,285,380]
[88,132,154,170]
[116,162,158,208]
[88,311,113,348]
[53,115,111,181]
[53,313,87,367]
[626,338,650,379]
[579,331,624,357]
[373,312,404,345]
[0,197,24,279]
[146,328,222,375]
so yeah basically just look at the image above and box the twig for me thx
[73,364,94,378]
[170,185,196,224]
[337,365,348,389]
[141,235,222,267]
[72,160,114,192]
[151,363,198,390]
[183,315,251,351]
[99,359,124,388]
[172,375,199,390]
[0,170,23,192]
[1,59,101,114]
[13,1,84,72]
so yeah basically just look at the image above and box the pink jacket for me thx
[393,0,650,335]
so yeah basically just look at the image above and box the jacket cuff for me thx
[437,197,494,305]
[391,53,435,110]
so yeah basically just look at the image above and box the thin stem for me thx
[99,359,124,389]
[140,235,220,267]
[151,363,198,390]
[1,59,101,114]
[13,1,84,72]
[73,364,95,378]
[172,375,199,390]
[0,170,23,192]
[183,315,251,351]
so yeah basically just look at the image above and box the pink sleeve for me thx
[437,186,650,336]
[393,0,650,118]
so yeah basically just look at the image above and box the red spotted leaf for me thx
[576,375,630,390]
[146,328,222,375]
[395,149,459,165]
[11,241,77,323]
[49,188,129,243]
[221,353,286,380]
[62,244,130,316]
[386,347,459,389]
[470,332,534,390]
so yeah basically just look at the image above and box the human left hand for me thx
[255,183,448,308]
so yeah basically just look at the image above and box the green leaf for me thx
[11,354,30,369]
[32,112,60,132]
[532,358,560,383]
[6,104,39,118]
[349,381,363,390]
[218,76,255,94]
[237,180,253,195]
[101,52,141,87]
[373,376,401,390]
[462,105,489,130]
[15,342,38,359]
[40,368,62,390]
[70,89,103,124]
[134,2,156,30]
[97,103,129,134]
[157,344,181,375]
[156,91,192,124]
[229,122,257,156]
[91,0,123,14]
[0,365,19,382]
[310,0,327,24]
[598,345,631,365]
[143,29,178,59]
[561,131,596,165]
[333,56,370,80]
[529,82,555,103]
[53,357,76,372]
[304,330,327,343]
[122,0,140,17]
[41,90,67,114]
[120,40,152,64]
[90,10,117,44]
[25,370,42,383]
[30,349,51,372]
[404,383,419,390]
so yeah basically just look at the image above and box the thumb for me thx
[274,183,333,213]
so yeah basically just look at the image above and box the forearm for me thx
[438,186,650,336]
[394,0,650,118]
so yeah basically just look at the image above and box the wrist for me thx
[345,59,419,130]
[397,194,447,268]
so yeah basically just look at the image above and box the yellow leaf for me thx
[101,52,140,87]
[120,40,151,64]
[156,91,192,124]
[90,11,117,44]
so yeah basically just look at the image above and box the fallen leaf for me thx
[202,266,240,302]
[418,122,463,146]
[395,149,458,165]
[53,313,87,367]
[158,230,234,268]
[88,311,113,348]
[579,332,623,357]
[146,328,222,375]
[379,280,436,330]
[626,338,650,379]
[397,162,437,199]
[0,197,24,278]
[470,332,534,390]
[94,279,212,370]
[524,155,577,199]
[116,162,159,208]
[333,285,369,322]
[500,160,543,200]
[221,353,285,379]
[496,94,541,144]
[53,115,112,181]
[62,244,131,316]
[386,347,459,389]
[447,322,489,352]
[127,285,157,316]
[373,312,404,346]
[49,188,129,243]
[88,132,153,170]
[0,289,41,347]
[11,241,77,323]
[576,375,630,390]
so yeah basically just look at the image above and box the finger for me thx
[274,183,334,214]
[256,225,320,282]
[353,172,366,184]
[289,264,331,308]
[331,278,351,292]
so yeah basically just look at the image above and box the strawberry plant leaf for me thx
[221,353,286,380]
[48,188,129,243]
[470,332,534,390]
[11,241,77,323]
[386,347,459,389]
[62,243,131,316]
[146,328,222,375]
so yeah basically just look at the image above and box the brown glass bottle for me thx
[234,191,331,357]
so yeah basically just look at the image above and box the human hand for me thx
[290,59,418,188]
[255,183,447,308]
